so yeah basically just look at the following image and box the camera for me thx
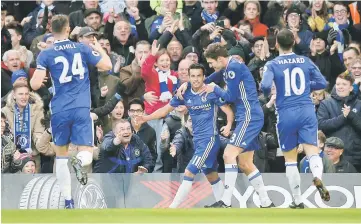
[215,20,224,28]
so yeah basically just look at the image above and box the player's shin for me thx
[221,164,238,206]
[209,176,224,201]
[56,156,72,200]
[308,154,323,180]
[247,169,272,207]
[76,150,93,167]
[169,175,194,208]
[285,162,302,205]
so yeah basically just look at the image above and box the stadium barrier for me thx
[1,173,361,209]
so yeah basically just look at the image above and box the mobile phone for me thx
[215,20,224,28]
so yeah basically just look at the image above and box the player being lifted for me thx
[179,43,274,208]
[136,56,234,208]
[30,15,112,208]
[261,29,329,208]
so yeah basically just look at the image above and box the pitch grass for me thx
[2,208,361,223]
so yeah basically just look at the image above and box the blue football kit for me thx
[170,89,225,175]
[261,53,327,151]
[37,39,101,146]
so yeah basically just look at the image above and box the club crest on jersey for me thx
[219,97,226,103]
[225,71,235,79]
[92,51,100,56]
[201,95,207,102]
[134,148,140,157]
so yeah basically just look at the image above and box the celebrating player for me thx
[261,28,329,208]
[136,63,234,208]
[30,14,112,208]
[179,43,274,208]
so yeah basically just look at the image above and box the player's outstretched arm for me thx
[137,104,175,125]
[30,69,47,91]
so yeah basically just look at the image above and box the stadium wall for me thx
[1,173,361,209]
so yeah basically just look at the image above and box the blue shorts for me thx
[187,135,220,175]
[276,105,318,152]
[228,119,262,152]
[51,108,93,147]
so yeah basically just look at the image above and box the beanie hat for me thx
[181,46,200,59]
[11,69,28,85]
[228,45,246,61]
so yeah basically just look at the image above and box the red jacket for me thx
[243,17,268,37]
[141,55,178,115]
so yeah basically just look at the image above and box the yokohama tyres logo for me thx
[141,181,212,208]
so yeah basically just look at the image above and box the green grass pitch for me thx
[2,208,361,223]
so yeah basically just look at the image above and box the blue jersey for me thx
[36,39,101,114]
[206,58,263,121]
[170,89,225,142]
[261,53,327,111]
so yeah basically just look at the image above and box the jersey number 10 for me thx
[55,53,85,84]
[283,67,305,96]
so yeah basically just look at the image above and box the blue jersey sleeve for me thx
[169,96,185,108]
[209,93,226,107]
[213,62,242,102]
[308,59,327,91]
[205,70,224,84]
[81,44,102,66]
[260,61,274,97]
[36,50,48,70]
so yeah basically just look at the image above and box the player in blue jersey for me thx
[136,63,234,208]
[30,15,112,209]
[261,29,330,208]
[178,43,274,208]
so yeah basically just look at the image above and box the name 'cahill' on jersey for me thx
[170,90,225,142]
[261,53,327,110]
[36,39,101,114]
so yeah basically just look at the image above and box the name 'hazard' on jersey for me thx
[170,89,225,142]
[261,53,327,111]
[36,39,101,114]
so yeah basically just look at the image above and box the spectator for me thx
[1,112,21,173]
[13,154,36,174]
[98,34,125,75]
[311,89,329,113]
[285,5,313,56]
[349,57,361,99]
[151,0,183,15]
[201,0,219,25]
[5,13,15,27]
[181,46,200,65]
[119,40,149,105]
[306,0,332,32]
[241,0,268,37]
[1,3,12,59]
[228,44,246,63]
[299,131,335,173]
[6,22,34,68]
[324,137,358,173]
[95,119,154,173]
[128,98,157,164]
[169,113,194,173]
[2,83,45,173]
[1,50,22,99]
[177,59,192,84]
[102,100,125,135]
[69,0,101,30]
[160,105,187,173]
[343,47,360,72]
[118,0,146,39]
[318,73,361,172]
[83,8,104,33]
[231,20,254,50]
[167,40,183,70]
[349,41,361,54]
[223,0,245,27]
[183,0,202,35]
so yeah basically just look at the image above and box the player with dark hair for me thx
[136,63,234,208]
[30,14,112,209]
[261,28,329,209]
[178,43,274,208]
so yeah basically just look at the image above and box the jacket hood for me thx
[5,91,44,112]
[330,85,357,103]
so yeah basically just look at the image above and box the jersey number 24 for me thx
[283,67,305,96]
[55,53,85,84]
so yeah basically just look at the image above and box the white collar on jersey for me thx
[225,57,232,70]
[54,39,70,44]
[279,52,295,56]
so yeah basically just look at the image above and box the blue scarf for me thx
[201,10,220,43]
[334,22,349,62]
[150,16,164,34]
[128,15,138,39]
[14,104,31,153]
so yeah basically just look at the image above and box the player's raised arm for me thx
[89,38,112,71]
[137,104,175,125]
[31,51,48,91]
[205,70,224,85]
[212,64,243,102]
[309,59,328,91]
[260,62,274,97]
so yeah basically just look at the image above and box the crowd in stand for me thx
[1,0,361,175]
